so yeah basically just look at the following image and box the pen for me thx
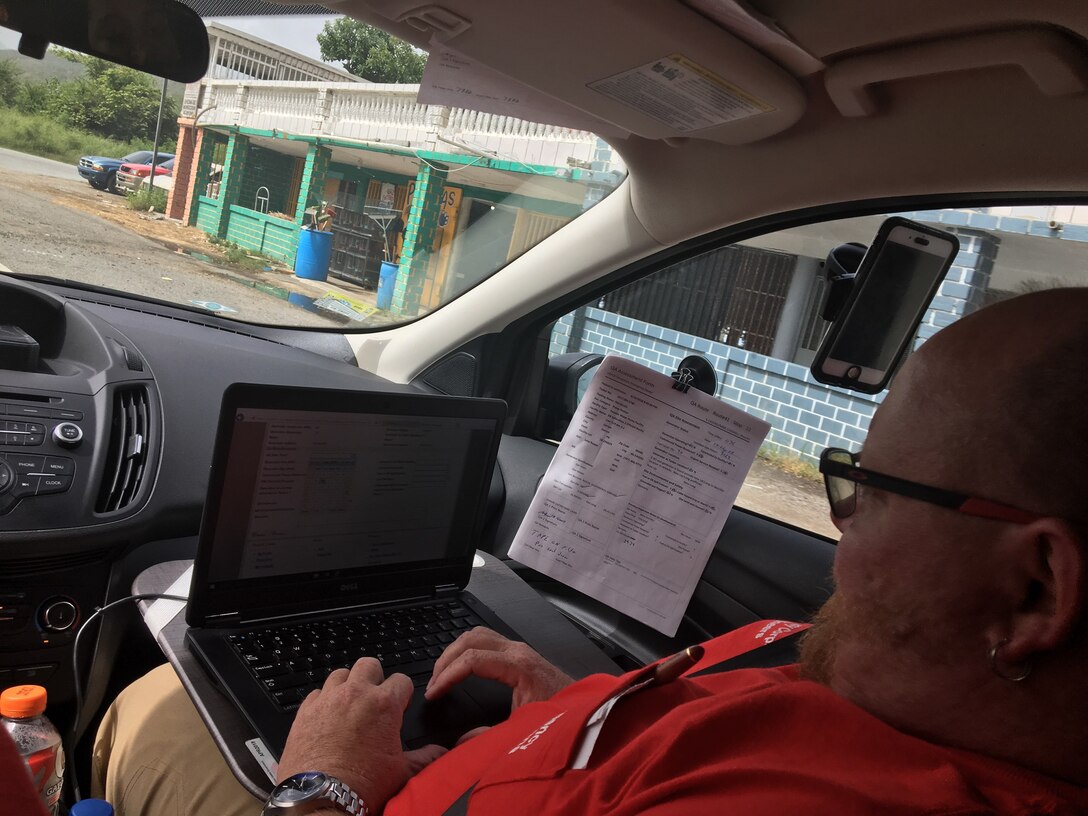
[650,644,704,686]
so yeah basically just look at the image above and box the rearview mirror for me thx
[0,0,209,83]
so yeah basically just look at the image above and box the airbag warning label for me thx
[588,54,773,132]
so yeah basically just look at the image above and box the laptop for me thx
[185,383,517,756]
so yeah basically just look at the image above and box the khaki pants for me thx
[92,664,262,816]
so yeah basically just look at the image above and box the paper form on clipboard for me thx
[508,355,770,636]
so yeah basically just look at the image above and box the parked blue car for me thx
[76,150,173,193]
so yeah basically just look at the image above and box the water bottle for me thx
[1,684,65,815]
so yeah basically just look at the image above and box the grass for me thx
[208,236,279,271]
[758,447,822,482]
[124,186,168,213]
[0,105,150,164]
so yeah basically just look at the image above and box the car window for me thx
[0,17,625,329]
[550,205,1088,538]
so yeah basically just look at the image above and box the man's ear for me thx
[1001,518,1086,662]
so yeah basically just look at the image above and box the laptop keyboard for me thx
[227,599,485,711]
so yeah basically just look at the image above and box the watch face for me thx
[273,772,328,803]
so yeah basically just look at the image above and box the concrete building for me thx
[167,24,623,318]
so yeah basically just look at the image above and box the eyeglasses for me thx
[818,447,1043,524]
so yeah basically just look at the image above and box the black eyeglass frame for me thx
[818,447,1043,524]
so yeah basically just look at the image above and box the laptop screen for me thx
[187,384,506,625]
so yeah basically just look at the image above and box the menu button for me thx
[44,457,75,476]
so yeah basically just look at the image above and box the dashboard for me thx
[0,273,415,716]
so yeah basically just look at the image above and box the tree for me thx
[317,19,427,83]
[0,60,21,107]
[14,78,57,115]
[47,52,178,143]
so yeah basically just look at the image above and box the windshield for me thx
[0,14,626,329]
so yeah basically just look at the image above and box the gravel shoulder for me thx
[737,458,839,540]
[0,169,375,327]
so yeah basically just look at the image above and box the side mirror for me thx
[0,0,210,83]
[537,352,604,441]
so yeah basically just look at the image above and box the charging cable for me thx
[67,593,187,803]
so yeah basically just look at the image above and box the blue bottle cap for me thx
[70,799,114,816]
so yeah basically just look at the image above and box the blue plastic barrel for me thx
[294,229,333,282]
[377,261,398,310]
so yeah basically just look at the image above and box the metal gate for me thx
[601,245,797,356]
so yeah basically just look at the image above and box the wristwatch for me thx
[262,771,369,815]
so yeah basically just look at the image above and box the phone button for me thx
[845,366,862,380]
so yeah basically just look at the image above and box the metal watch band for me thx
[326,777,368,816]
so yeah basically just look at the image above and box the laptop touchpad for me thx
[402,678,512,749]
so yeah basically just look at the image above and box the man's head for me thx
[799,288,1088,766]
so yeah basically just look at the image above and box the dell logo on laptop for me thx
[340,582,359,592]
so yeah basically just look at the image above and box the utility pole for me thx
[148,77,168,192]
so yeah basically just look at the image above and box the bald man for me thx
[82,288,1087,816]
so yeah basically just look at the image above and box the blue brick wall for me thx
[902,209,1088,244]
[550,233,978,462]
[911,226,999,347]
[553,307,883,464]
[551,211,1087,463]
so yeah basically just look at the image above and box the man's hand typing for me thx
[425,627,573,711]
[277,658,446,813]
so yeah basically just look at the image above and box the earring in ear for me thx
[988,638,1032,683]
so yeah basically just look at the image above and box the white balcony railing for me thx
[186,79,606,169]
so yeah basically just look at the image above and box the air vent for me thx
[96,386,152,514]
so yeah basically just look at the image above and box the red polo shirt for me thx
[388,629,1088,815]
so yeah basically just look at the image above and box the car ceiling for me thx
[256,0,1086,247]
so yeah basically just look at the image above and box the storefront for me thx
[178,126,597,318]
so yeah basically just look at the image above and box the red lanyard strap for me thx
[686,625,808,677]
[437,620,809,816]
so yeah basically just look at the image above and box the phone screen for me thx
[828,239,950,372]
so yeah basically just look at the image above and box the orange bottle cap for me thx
[1,685,47,718]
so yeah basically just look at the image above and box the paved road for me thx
[0,161,343,327]
[0,146,77,181]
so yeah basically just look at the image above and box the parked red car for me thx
[115,155,175,194]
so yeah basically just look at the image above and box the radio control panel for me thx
[0,400,89,518]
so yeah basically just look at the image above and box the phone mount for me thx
[821,242,867,322]
[670,355,717,395]
[810,217,959,395]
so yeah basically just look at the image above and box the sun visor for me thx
[338,0,808,145]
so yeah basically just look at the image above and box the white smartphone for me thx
[812,217,959,393]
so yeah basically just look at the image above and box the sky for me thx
[0,14,341,66]
[207,15,338,62]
